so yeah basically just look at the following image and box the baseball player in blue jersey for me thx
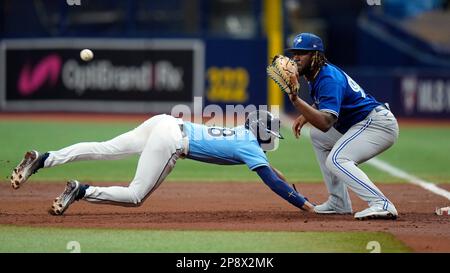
[10,110,315,215]
[285,33,399,220]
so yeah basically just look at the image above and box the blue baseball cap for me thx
[286,33,324,53]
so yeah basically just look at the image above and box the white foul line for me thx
[366,158,450,201]
[280,114,450,201]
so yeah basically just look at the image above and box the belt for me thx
[374,103,390,113]
[175,118,187,138]
[175,118,189,157]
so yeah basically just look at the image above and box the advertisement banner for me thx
[399,74,450,118]
[1,39,204,113]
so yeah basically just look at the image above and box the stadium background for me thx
[1,0,449,254]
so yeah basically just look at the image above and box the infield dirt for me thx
[1,182,449,252]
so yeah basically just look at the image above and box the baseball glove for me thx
[267,55,300,95]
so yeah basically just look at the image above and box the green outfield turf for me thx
[375,126,450,183]
[1,120,450,183]
[0,225,410,253]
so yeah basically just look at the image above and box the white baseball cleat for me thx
[10,150,42,189]
[50,180,82,216]
[314,201,352,214]
[314,202,338,214]
[354,204,398,220]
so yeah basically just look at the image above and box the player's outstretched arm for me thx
[255,166,314,212]
[271,166,287,181]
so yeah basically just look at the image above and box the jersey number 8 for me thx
[208,127,236,137]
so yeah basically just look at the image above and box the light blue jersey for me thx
[182,122,269,170]
[308,63,382,134]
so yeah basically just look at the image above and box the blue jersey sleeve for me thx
[255,166,307,209]
[315,81,345,118]
[235,140,269,170]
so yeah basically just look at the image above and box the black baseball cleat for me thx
[10,150,43,189]
[50,180,83,216]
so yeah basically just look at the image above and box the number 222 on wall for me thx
[207,67,249,103]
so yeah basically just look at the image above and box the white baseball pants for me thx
[44,114,188,206]
[310,107,399,211]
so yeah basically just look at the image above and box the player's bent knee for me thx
[325,154,345,173]
[325,154,336,172]
[129,196,144,207]
[128,190,146,207]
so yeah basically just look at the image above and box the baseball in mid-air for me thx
[80,49,94,62]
